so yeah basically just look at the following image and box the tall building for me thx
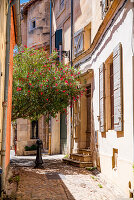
[52,0,134,197]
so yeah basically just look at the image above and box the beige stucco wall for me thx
[16,117,48,156]
[51,114,60,154]
[22,0,50,48]
[0,0,8,160]
[73,1,134,196]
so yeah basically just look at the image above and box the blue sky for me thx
[20,0,29,4]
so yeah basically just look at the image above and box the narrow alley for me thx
[4,152,123,200]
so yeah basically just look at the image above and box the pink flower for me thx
[65,80,68,83]
[54,77,56,80]
[67,94,68,95]
[28,90,30,92]
[55,83,58,86]
[46,99,48,101]
[63,90,65,92]
[47,85,48,87]
[29,83,32,85]
[41,92,43,95]
[60,78,63,81]
[34,69,36,72]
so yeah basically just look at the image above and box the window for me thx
[60,0,64,10]
[74,29,84,57]
[99,43,123,132]
[100,0,113,19]
[110,63,114,129]
[29,18,36,32]
[31,120,38,139]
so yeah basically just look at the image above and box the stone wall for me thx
[22,0,50,48]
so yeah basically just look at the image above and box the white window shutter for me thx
[99,63,105,132]
[113,43,123,131]
[74,29,84,56]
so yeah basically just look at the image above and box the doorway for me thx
[60,113,67,154]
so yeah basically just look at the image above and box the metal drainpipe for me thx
[49,0,52,154]
[50,0,52,55]
[70,0,73,155]
[1,0,15,191]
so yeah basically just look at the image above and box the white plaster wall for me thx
[75,2,134,196]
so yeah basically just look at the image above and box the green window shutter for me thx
[74,28,84,56]
[55,29,62,50]
[113,43,123,131]
[99,63,105,132]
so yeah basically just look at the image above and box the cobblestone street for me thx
[5,152,124,200]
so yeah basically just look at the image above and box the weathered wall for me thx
[52,0,71,155]
[22,0,50,48]
[5,8,16,169]
[16,118,37,156]
[0,0,8,164]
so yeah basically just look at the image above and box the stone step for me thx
[70,153,92,162]
[78,149,92,155]
[63,158,93,168]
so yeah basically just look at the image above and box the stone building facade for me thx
[52,0,134,197]
[16,0,50,156]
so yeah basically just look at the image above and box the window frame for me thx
[31,120,38,139]
[59,0,65,11]
[29,18,36,32]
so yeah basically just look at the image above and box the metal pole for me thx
[70,0,73,154]
[50,0,52,55]
[71,0,73,67]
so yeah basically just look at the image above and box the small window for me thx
[60,0,64,10]
[31,120,38,139]
[29,18,36,32]
[100,0,113,19]
[74,29,84,56]
[112,148,118,169]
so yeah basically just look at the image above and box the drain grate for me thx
[45,173,60,180]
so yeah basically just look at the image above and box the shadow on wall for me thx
[91,76,101,172]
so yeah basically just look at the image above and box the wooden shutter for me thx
[113,43,123,131]
[55,29,62,50]
[74,28,84,56]
[0,61,1,96]
[99,63,105,132]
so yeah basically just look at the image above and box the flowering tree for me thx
[12,47,84,121]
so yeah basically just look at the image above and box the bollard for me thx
[0,167,2,197]
[35,139,43,168]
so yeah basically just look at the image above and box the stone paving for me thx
[5,152,125,200]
